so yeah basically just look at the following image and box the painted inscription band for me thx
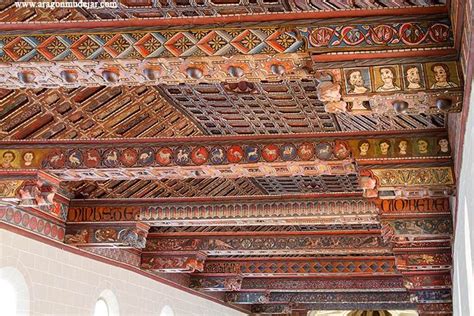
[67,206,141,222]
[379,198,450,213]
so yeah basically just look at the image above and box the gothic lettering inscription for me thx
[67,207,141,222]
[380,198,449,213]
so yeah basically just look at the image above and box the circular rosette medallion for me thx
[66,150,83,168]
[47,150,66,168]
[316,142,333,160]
[333,141,351,160]
[262,144,279,162]
[120,148,138,167]
[84,149,100,168]
[227,145,244,163]
[244,145,260,163]
[297,143,315,160]
[191,146,209,165]
[280,143,297,161]
[155,147,173,166]
[209,147,226,165]
[102,149,120,167]
[137,148,155,166]
[174,147,191,165]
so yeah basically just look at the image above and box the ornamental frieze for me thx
[201,258,397,275]
[0,20,452,63]
[371,167,454,187]
[0,206,66,242]
[144,235,388,255]
[403,273,452,290]
[239,277,405,291]
[0,134,451,171]
[225,291,411,304]
[383,218,453,235]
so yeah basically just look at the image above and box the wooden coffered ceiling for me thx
[1,1,470,315]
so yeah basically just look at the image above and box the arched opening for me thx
[94,289,119,316]
[160,305,175,316]
[0,266,30,316]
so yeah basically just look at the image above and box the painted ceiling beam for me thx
[0,6,448,32]
[66,197,378,226]
[189,275,406,292]
[142,233,389,256]
[198,256,398,276]
[224,290,412,304]
[250,302,416,314]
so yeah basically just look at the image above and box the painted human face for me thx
[2,152,14,164]
[438,139,449,152]
[359,142,369,155]
[398,141,408,154]
[380,142,390,155]
[418,140,429,153]
[380,68,394,85]
[23,152,34,163]
[406,67,420,84]
[433,66,447,83]
[349,71,364,87]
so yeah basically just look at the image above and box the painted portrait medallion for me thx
[280,143,297,161]
[402,64,425,90]
[437,138,450,155]
[333,141,350,160]
[395,139,411,157]
[244,145,260,163]
[20,151,35,168]
[137,148,155,166]
[426,62,460,90]
[416,139,430,155]
[84,149,101,168]
[344,68,372,94]
[262,144,279,162]
[175,147,191,165]
[191,146,209,165]
[210,147,226,165]
[297,143,315,160]
[373,65,401,92]
[227,145,244,163]
[120,148,138,167]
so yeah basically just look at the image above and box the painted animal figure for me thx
[50,153,63,163]
[87,152,98,162]
[299,146,312,156]
[158,151,171,161]
[139,152,150,161]
[194,151,206,161]
[177,150,188,162]
[247,148,259,159]
[124,152,134,162]
[69,153,80,165]
[212,149,224,160]
[283,147,294,156]
[263,147,277,157]
[232,151,243,159]
[106,151,118,162]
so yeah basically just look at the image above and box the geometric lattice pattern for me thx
[159,82,448,135]
[254,175,362,194]
[0,86,202,140]
[1,0,445,21]
[63,178,265,199]
[159,80,338,135]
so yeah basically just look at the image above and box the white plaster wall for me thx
[0,229,248,316]
[453,79,474,316]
